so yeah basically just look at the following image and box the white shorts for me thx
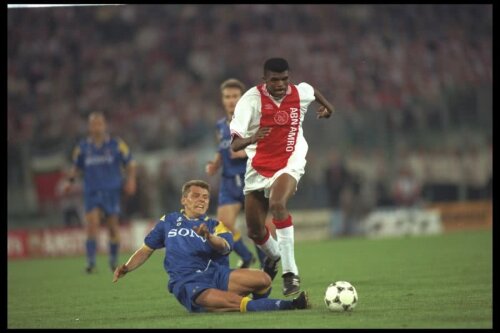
[243,158,306,198]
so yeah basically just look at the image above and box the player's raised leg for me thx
[245,191,280,280]
[84,208,101,273]
[269,173,301,296]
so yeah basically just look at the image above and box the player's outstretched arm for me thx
[112,245,154,283]
[314,88,335,119]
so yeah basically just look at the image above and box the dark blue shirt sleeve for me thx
[144,219,166,250]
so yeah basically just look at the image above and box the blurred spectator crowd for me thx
[8,5,491,153]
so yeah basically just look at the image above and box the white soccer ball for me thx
[324,281,358,312]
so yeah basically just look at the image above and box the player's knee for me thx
[86,225,99,236]
[268,200,287,218]
[259,271,272,288]
[109,234,120,243]
[247,228,265,242]
[108,225,120,237]
[246,229,260,242]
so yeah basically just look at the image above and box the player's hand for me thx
[205,161,218,176]
[124,179,136,196]
[317,105,333,119]
[113,264,128,283]
[62,181,73,196]
[193,223,210,239]
[251,127,272,143]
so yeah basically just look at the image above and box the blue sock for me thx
[246,298,294,311]
[255,245,267,268]
[252,286,272,300]
[109,241,119,268]
[86,239,97,267]
[233,238,253,262]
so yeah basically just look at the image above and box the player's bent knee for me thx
[247,229,265,242]
[268,201,287,217]
[108,227,120,238]
[258,271,272,289]
[86,224,99,236]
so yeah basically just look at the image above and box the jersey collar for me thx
[87,134,110,147]
[180,209,209,221]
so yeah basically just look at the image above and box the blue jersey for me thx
[72,136,133,193]
[216,117,247,178]
[144,210,234,293]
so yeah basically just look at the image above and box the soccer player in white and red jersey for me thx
[230,58,335,296]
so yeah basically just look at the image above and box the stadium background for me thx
[7,5,492,327]
[5,4,493,329]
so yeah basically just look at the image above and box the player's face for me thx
[181,186,210,218]
[264,70,289,99]
[88,115,106,137]
[221,87,242,119]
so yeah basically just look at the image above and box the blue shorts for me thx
[84,189,121,215]
[218,174,245,206]
[170,262,233,313]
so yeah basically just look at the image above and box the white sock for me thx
[275,226,298,276]
[256,230,280,261]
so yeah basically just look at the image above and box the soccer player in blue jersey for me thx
[112,180,310,313]
[64,112,137,273]
[205,78,266,269]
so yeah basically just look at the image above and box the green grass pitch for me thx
[7,229,492,328]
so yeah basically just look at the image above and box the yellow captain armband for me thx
[117,137,130,157]
[232,230,241,242]
[214,221,231,235]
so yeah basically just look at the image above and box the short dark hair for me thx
[181,180,211,197]
[264,58,289,74]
